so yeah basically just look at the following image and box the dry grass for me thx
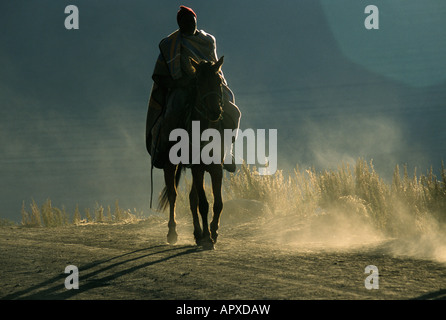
[17,159,445,239]
[223,159,446,237]
[20,199,142,227]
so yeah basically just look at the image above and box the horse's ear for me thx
[189,57,200,73]
[214,56,224,73]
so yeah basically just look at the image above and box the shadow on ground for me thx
[1,244,198,300]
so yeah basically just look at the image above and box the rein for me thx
[194,84,224,123]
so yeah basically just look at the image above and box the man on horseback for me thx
[146,5,240,172]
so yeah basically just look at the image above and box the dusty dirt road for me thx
[1,214,445,301]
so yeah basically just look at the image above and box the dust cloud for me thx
[221,198,446,264]
[384,209,446,263]
[229,198,386,251]
[301,115,404,173]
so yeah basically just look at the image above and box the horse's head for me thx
[189,57,224,124]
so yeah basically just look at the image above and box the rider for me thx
[146,5,240,172]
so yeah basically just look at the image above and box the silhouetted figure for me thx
[146,5,240,172]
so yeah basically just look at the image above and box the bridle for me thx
[194,77,224,123]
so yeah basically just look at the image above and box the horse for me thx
[158,56,226,250]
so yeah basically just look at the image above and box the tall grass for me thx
[223,159,446,237]
[20,199,142,227]
[17,159,445,238]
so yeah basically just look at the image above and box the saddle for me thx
[148,84,240,170]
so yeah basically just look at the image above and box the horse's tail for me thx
[158,164,184,212]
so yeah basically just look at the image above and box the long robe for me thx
[145,29,240,158]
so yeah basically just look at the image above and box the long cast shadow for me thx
[411,289,446,300]
[2,244,198,300]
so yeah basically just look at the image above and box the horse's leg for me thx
[210,164,223,244]
[189,182,202,245]
[192,166,213,250]
[164,163,178,244]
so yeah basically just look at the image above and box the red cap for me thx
[177,5,197,22]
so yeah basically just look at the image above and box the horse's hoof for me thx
[199,238,214,250]
[167,231,178,245]
[211,232,218,244]
[201,241,214,250]
[194,232,202,246]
